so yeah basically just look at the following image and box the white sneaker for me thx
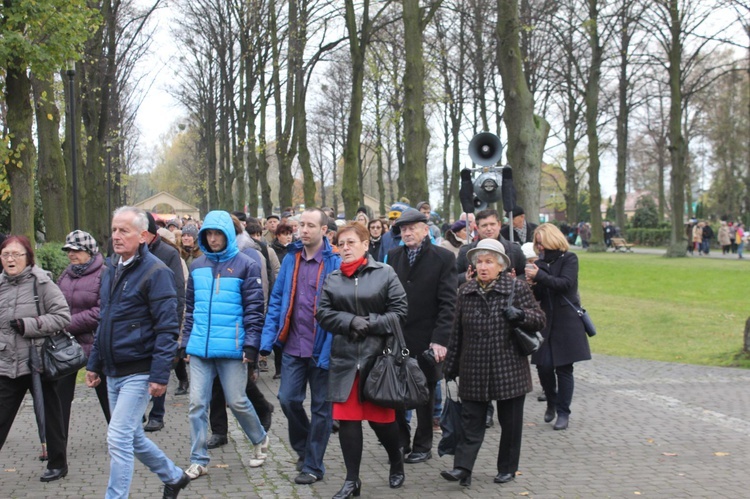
[249,435,270,467]
[185,463,208,480]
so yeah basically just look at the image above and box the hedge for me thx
[623,228,671,247]
[36,242,70,281]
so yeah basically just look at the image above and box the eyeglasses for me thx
[1,253,26,260]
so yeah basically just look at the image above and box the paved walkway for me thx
[2,354,750,498]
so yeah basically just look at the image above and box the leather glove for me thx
[176,347,186,360]
[503,306,525,324]
[349,316,369,342]
[9,319,24,335]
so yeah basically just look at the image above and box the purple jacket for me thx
[57,253,104,356]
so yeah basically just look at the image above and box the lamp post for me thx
[67,61,78,229]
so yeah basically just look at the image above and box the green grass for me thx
[577,252,750,369]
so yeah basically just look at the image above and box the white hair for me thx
[470,249,506,269]
[113,206,149,232]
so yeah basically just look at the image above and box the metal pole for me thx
[106,142,112,219]
[67,64,78,229]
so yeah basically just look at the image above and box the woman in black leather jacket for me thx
[316,222,408,499]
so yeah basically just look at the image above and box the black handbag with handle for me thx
[32,277,88,381]
[562,295,597,337]
[363,315,430,410]
[507,283,544,356]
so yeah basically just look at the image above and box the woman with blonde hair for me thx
[525,223,591,431]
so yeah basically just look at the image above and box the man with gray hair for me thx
[387,208,458,464]
[86,206,189,499]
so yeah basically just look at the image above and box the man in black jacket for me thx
[143,212,186,432]
[456,209,527,286]
[387,209,458,464]
[500,205,538,244]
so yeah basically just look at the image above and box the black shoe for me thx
[544,404,555,423]
[163,472,190,499]
[332,479,361,498]
[295,457,304,472]
[440,468,471,486]
[494,472,515,484]
[207,434,228,449]
[485,414,494,428]
[294,472,321,485]
[537,393,547,402]
[389,447,405,488]
[144,419,164,432]
[273,373,281,380]
[404,450,432,464]
[175,381,189,396]
[40,467,68,482]
[554,413,569,430]
[332,419,340,433]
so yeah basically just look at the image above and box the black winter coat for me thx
[387,239,457,354]
[444,274,545,402]
[456,236,527,285]
[530,251,591,367]
[316,257,408,402]
[149,236,186,328]
[501,221,539,244]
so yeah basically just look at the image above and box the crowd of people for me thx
[0,201,596,499]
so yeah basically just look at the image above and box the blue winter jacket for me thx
[87,243,178,385]
[181,210,265,359]
[260,238,340,369]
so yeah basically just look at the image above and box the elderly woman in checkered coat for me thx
[441,238,545,488]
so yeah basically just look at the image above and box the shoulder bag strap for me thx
[32,275,41,316]
[561,295,583,315]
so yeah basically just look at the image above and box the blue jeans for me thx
[278,353,332,478]
[189,356,267,466]
[106,374,183,499]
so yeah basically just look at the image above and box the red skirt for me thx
[333,373,395,423]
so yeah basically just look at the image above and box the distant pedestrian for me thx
[693,222,704,255]
[718,221,731,255]
[736,224,745,259]
[701,223,713,255]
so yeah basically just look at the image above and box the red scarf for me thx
[340,255,368,277]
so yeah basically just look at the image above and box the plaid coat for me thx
[444,273,545,402]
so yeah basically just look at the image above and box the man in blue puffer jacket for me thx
[179,210,268,481]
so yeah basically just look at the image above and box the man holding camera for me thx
[387,209,457,463]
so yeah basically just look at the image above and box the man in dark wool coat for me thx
[387,208,458,464]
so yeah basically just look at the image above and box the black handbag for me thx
[508,284,543,355]
[437,382,463,457]
[562,295,597,337]
[363,315,430,411]
[33,278,88,380]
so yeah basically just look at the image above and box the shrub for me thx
[35,242,69,281]
[623,228,671,246]
[632,195,659,228]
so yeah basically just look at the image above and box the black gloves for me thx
[243,346,258,365]
[349,316,369,342]
[503,306,525,324]
[9,319,24,335]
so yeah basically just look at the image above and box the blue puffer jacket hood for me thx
[198,211,239,262]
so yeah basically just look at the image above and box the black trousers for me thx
[0,374,67,470]
[396,356,439,453]
[209,371,273,435]
[454,395,526,474]
[58,370,111,434]
[537,363,575,416]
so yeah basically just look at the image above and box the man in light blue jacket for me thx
[179,210,268,480]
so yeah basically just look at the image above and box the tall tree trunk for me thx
[496,0,549,223]
[258,54,272,217]
[5,65,36,241]
[665,0,687,257]
[615,6,631,232]
[401,0,434,205]
[585,0,605,251]
[375,75,386,218]
[32,73,70,241]
[342,0,368,218]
